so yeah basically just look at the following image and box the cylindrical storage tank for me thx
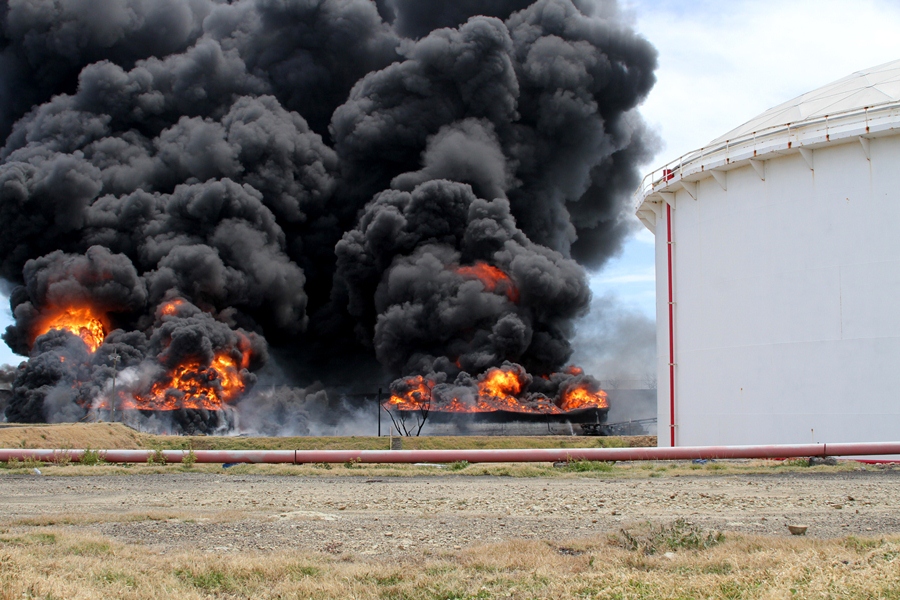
[635,59,900,448]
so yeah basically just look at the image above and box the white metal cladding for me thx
[638,60,900,448]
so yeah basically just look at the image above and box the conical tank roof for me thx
[635,58,900,229]
[710,59,900,144]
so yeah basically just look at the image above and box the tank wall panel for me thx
[677,336,900,445]
[663,135,900,447]
[840,260,900,339]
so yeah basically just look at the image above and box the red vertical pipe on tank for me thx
[666,202,676,446]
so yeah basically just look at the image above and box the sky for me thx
[2,0,900,368]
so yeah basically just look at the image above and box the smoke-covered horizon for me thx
[0,0,658,430]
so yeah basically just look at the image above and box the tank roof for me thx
[634,58,900,232]
[710,59,900,144]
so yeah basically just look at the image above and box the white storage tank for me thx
[635,59,900,447]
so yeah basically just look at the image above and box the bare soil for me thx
[2,468,899,559]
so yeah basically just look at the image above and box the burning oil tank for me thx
[411,406,608,425]
[393,407,608,436]
[635,59,900,448]
[0,1,658,435]
[384,363,609,435]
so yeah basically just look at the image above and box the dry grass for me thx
[1,524,899,599]
[0,423,149,450]
[5,509,248,529]
[0,422,654,451]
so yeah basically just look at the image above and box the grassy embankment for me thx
[0,422,654,451]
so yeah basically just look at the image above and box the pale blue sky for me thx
[2,0,900,367]
[0,295,13,365]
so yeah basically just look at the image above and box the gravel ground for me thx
[3,468,900,558]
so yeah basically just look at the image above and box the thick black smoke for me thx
[375,0,534,39]
[0,0,657,429]
[333,180,590,376]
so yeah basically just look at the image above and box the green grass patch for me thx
[29,532,57,545]
[1,532,59,546]
[286,564,321,578]
[146,447,167,465]
[702,562,734,575]
[616,519,725,555]
[79,447,106,465]
[181,448,197,469]
[97,571,136,587]
[844,536,885,552]
[562,459,615,473]
[67,540,113,556]
[175,568,237,593]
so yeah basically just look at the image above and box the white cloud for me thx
[594,269,656,285]
[626,0,900,167]
[0,303,18,365]
[633,227,655,245]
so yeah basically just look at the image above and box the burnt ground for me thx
[2,469,900,557]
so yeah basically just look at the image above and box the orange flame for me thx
[160,298,185,316]
[477,366,524,406]
[34,306,108,352]
[559,384,608,411]
[387,365,607,415]
[236,333,253,370]
[455,262,519,303]
[386,375,434,410]
[124,352,248,411]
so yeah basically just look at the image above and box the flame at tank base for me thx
[395,406,608,425]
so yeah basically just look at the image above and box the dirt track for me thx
[3,468,900,557]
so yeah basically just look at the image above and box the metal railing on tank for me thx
[634,100,900,209]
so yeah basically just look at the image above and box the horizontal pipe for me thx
[0,442,899,464]
[0,449,296,464]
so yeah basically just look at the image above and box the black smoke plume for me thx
[0,0,657,430]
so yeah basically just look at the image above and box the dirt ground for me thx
[3,468,900,559]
